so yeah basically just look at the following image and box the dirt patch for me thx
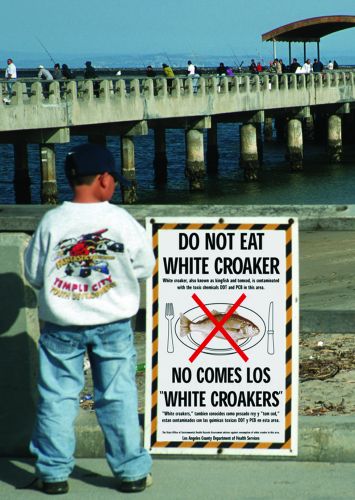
[299,333,355,415]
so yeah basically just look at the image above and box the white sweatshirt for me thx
[24,201,155,326]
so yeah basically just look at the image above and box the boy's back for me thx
[25,201,154,326]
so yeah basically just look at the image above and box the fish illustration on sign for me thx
[180,306,260,342]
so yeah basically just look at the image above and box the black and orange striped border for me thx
[148,220,296,454]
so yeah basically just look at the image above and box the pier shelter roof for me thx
[262,15,355,43]
[261,15,355,63]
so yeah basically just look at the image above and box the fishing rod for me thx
[187,43,205,71]
[229,45,240,68]
[35,36,56,66]
[164,52,174,68]
[188,42,198,65]
[137,54,146,69]
[229,47,245,73]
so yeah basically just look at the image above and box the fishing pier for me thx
[0,71,354,203]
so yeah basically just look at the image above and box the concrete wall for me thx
[0,233,39,456]
[1,203,354,232]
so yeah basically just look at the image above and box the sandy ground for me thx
[298,332,355,415]
[80,331,355,417]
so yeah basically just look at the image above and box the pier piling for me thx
[287,119,303,170]
[328,115,342,163]
[207,121,219,174]
[185,128,206,190]
[153,127,168,185]
[264,117,273,142]
[303,115,315,142]
[39,144,58,204]
[120,135,137,203]
[240,123,259,180]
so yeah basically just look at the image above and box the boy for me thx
[24,143,155,494]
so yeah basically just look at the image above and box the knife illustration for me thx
[267,301,275,355]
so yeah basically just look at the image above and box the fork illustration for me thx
[165,302,175,353]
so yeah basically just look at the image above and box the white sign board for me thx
[145,217,299,455]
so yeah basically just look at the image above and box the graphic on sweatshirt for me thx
[54,229,124,277]
[50,229,124,300]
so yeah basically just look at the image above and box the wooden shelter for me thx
[262,15,355,63]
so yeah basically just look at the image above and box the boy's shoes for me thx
[18,477,69,494]
[19,474,152,494]
[40,480,69,495]
[117,473,152,493]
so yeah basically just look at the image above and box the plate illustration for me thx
[175,302,266,356]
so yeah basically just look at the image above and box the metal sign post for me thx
[144,217,299,456]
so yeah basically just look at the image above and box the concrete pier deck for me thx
[1,457,355,499]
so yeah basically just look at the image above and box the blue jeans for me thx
[30,320,151,483]
[6,78,15,97]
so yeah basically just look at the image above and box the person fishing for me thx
[249,59,258,74]
[162,63,174,94]
[187,60,199,93]
[61,64,74,79]
[38,65,53,98]
[38,65,53,81]
[84,61,99,97]
[53,63,62,80]
[146,65,156,77]
[4,58,17,103]
[84,61,97,79]
[217,62,226,76]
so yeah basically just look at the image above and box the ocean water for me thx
[1,123,355,205]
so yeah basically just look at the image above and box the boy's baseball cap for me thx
[65,143,130,186]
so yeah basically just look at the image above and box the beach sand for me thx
[298,332,355,415]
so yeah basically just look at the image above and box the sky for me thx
[3,0,355,66]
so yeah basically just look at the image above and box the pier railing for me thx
[0,71,354,132]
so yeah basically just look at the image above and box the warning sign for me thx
[144,218,299,455]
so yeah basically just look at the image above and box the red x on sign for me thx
[189,293,249,363]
